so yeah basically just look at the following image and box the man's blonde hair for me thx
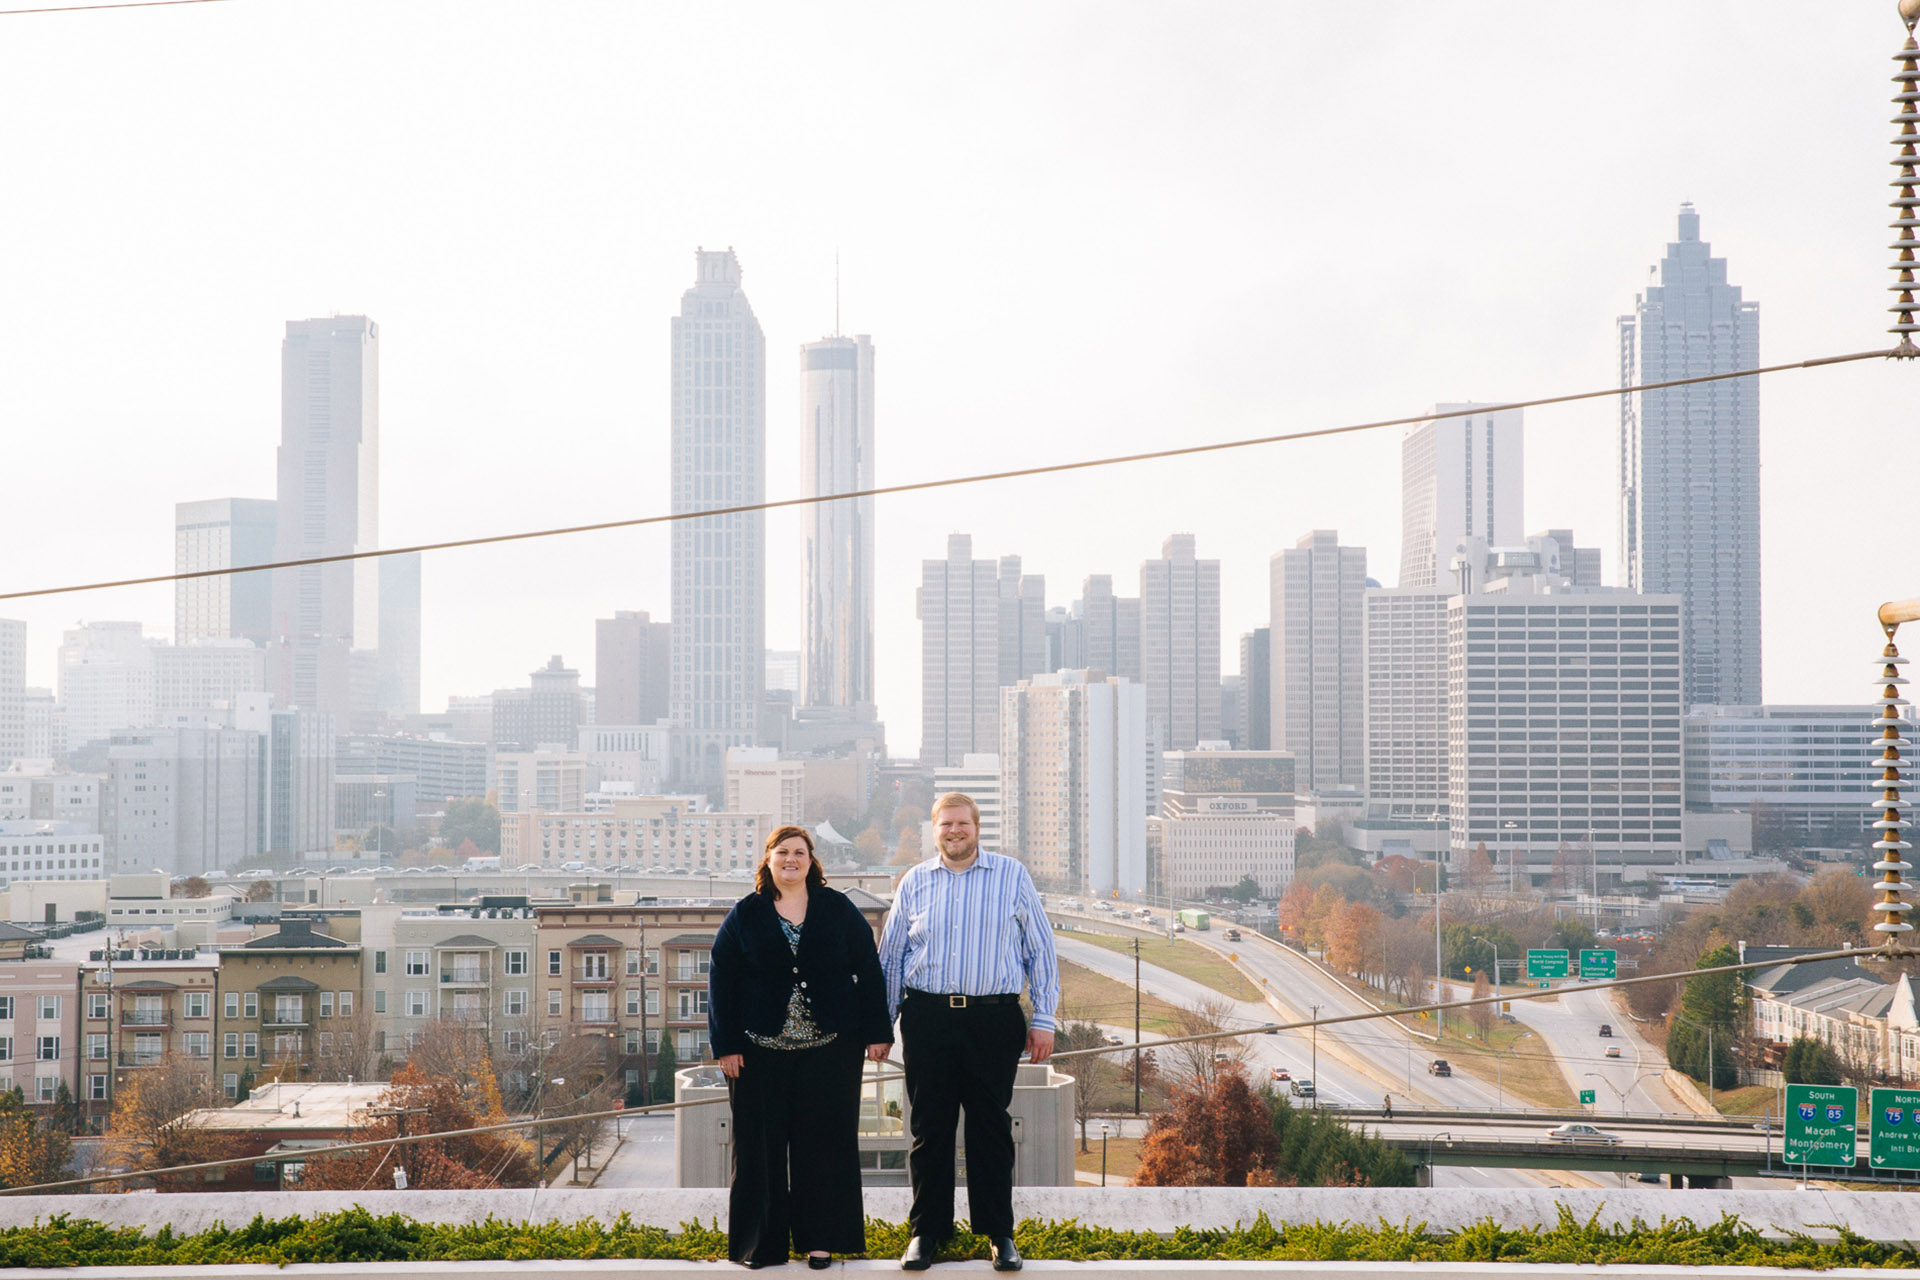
[931,792,980,823]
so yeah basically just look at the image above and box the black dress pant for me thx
[900,996,1026,1242]
[727,1036,867,1264]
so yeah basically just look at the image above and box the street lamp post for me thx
[1309,1003,1321,1109]
[1502,820,1519,894]
[373,788,386,861]
[1099,1122,1110,1187]
[1673,1014,1718,1109]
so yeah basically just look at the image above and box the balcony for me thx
[120,1011,170,1028]
[261,1015,309,1030]
[441,969,492,986]
[116,1051,165,1068]
[572,972,614,987]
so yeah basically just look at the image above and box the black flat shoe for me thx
[808,1257,831,1270]
[900,1236,937,1270]
[990,1237,1022,1272]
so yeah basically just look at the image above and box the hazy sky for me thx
[0,1,1910,757]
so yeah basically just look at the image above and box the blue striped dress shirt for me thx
[878,851,1060,1032]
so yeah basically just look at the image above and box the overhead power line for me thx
[0,345,1893,607]
[1,0,227,14]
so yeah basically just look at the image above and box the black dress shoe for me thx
[990,1238,1022,1272]
[808,1257,832,1271]
[900,1236,937,1270]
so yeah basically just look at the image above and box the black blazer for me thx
[707,886,893,1058]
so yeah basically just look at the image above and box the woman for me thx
[708,825,894,1269]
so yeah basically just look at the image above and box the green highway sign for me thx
[1784,1084,1858,1167]
[1578,949,1617,979]
[1579,1089,1596,1105]
[1870,1087,1920,1170]
[1525,949,1569,979]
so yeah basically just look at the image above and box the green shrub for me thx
[0,1206,1910,1268]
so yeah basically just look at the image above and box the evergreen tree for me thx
[650,1037,679,1105]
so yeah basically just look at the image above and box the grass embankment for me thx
[1058,958,1185,1036]
[1071,1134,1143,1182]
[5,1207,1917,1267]
[1066,931,1264,1002]
[1713,1084,1781,1118]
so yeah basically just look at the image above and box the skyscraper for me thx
[800,333,876,713]
[1000,670,1147,895]
[918,534,1000,768]
[670,250,766,791]
[267,316,381,726]
[997,556,1047,687]
[377,552,422,720]
[1140,533,1221,751]
[1399,404,1523,588]
[1237,628,1270,751]
[0,620,23,767]
[596,609,672,726]
[1270,530,1367,794]
[1076,575,1142,682]
[175,498,277,647]
[1619,203,1761,707]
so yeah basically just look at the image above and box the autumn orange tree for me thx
[108,1054,237,1190]
[299,1064,535,1190]
[1132,1063,1275,1187]
[0,1087,70,1189]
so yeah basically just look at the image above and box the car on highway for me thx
[1546,1123,1620,1145]
[1270,1066,1291,1081]
[1604,1046,1622,1058]
[1289,1078,1315,1098]
[1224,928,1242,941]
[1598,1023,1613,1037]
[1427,1059,1451,1076]
[1103,1033,1124,1046]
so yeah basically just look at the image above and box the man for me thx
[879,792,1059,1272]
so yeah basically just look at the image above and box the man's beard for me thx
[940,835,978,862]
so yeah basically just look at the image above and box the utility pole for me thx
[1309,1003,1321,1109]
[1132,938,1142,1114]
[367,1104,428,1190]
[1432,887,1444,1038]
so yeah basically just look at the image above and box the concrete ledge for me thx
[3,1187,1916,1246]
[4,1265,1917,1280]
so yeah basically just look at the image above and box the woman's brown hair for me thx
[754,824,826,897]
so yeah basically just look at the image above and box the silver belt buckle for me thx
[948,994,968,1009]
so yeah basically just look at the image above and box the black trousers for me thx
[727,1036,867,1264]
[900,996,1026,1241]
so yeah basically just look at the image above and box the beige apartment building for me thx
[78,949,219,1120]
[215,918,365,1098]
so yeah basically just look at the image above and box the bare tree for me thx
[107,1053,237,1190]
[1165,997,1249,1093]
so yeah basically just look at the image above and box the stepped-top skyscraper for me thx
[1619,204,1760,707]
[267,316,379,727]
[800,333,875,713]
[670,249,766,790]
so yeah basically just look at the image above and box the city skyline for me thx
[0,4,1907,761]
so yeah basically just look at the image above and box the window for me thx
[185,992,209,1019]
[243,1032,258,1059]
[625,1029,641,1054]
[338,991,353,1017]
[405,991,427,1017]
[37,1035,58,1062]
[374,950,388,974]
[505,949,528,976]
[87,1033,106,1061]
[317,1031,333,1055]
[676,990,709,1019]
[184,1032,210,1058]
[581,992,611,1023]
[224,1032,239,1059]
[646,989,660,1017]
[547,990,562,1016]
[225,992,239,1019]
[580,952,610,981]
[547,950,562,976]
[87,993,110,1021]
[625,988,641,1016]
[626,950,640,976]
[405,951,428,976]
[222,1074,239,1100]
[88,1074,107,1101]
[319,992,334,1018]
[645,949,659,975]
[36,1076,56,1103]
[36,995,58,1021]
[505,990,527,1017]
[243,993,258,1019]
[273,994,303,1025]
[503,1029,525,1056]
[374,990,387,1014]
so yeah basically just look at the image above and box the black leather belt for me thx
[904,988,1020,1009]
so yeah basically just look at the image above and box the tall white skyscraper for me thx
[918,534,999,768]
[0,620,23,767]
[1619,204,1762,707]
[268,316,380,726]
[59,622,157,750]
[1270,530,1367,794]
[1399,404,1523,588]
[800,333,875,713]
[997,556,1047,688]
[1363,587,1451,819]
[175,498,277,647]
[1140,533,1221,751]
[1000,670,1147,895]
[670,249,766,791]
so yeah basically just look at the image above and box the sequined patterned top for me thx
[745,916,838,1050]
